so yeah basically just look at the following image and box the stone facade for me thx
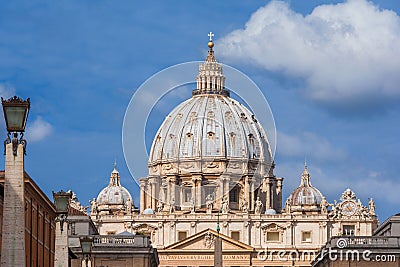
[89,38,379,267]
[91,171,377,266]
[312,236,400,267]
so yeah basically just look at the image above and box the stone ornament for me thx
[320,197,329,214]
[240,198,248,213]
[169,199,175,213]
[203,232,215,249]
[221,197,229,214]
[206,194,214,213]
[125,198,132,214]
[157,201,164,213]
[328,188,375,220]
[90,198,98,215]
[255,196,263,214]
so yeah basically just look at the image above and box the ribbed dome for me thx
[149,95,271,164]
[148,40,273,177]
[97,166,133,206]
[288,166,323,206]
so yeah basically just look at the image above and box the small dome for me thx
[288,165,323,206]
[265,208,277,215]
[118,231,134,236]
[97,165,133,207]
[97,186,132,205]
[143,208,155,215]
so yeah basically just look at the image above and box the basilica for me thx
[87,37,378,267]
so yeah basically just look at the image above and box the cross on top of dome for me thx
[208,31,214,41]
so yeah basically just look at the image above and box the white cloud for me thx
[26,116,53,142]
[354,178,400,205]
[219,0,400,107]
[0,84,16,99]
[277,131,346,161]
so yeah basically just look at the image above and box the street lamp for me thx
[80,236,94,267]
[0,95,30,267]
[1,96,30,156]
[53,190,72,232]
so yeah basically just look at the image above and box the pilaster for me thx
[54,221,69,267]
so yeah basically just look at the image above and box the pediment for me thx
[165,229,254,251]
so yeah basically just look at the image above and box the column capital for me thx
[139,178,147,187]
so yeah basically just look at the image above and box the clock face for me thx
[342,201,356,216]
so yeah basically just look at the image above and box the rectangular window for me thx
[70,222,76,235]
[302,231,312,243]
[229,187,239,203]
[184,188,192,203]
[266,231,280,242]
[231,231,240,241]
[178,231,187,241]
[204,187,214,198]
[343,225,355,236]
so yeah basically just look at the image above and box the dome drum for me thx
[148,158,272,178]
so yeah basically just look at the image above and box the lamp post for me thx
[80,236,94,267]
[0,96,30,267]
[214,208,223,267]
[53,190,72,267]
[53,190,72,232]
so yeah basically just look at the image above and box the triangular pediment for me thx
[164,229,254,251]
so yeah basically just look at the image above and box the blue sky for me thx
[0,0,399,221]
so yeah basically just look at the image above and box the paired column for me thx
[191,174,202,209]
[139,178,147,213]
[148,176,159,211]
[265,178,271,209]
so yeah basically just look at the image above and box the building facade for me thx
[67,191,159,267]
[0,171,56,267]
[312,214,400,267]
[88,39,378,267]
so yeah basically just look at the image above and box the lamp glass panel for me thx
[81,240,92,254]
[4,106,26,131]
[55,196,69,213]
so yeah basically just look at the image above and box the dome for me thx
[148,43,273,176]
[142,208,155,215]
[288,166,323,206]
[149,95,272,167]
[97,165,133,207]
